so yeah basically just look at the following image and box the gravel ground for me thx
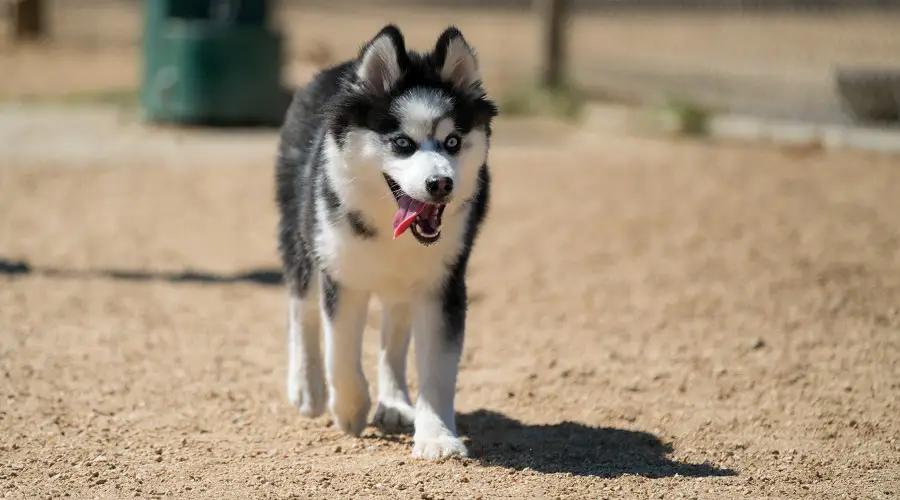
[1,111,899,498]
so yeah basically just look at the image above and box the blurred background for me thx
[2,0,900,126]
[2,2,900,498]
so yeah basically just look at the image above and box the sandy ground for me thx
[2,106,900,498]
[1,7,900,498]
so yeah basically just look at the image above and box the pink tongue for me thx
[392,196,426,239]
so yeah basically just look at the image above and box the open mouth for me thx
[384,175,446,245]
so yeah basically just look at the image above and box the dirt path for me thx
[2,117,899,498]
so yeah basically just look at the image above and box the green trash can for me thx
[140,0,291,126]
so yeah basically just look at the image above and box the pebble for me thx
[750,338,766,350]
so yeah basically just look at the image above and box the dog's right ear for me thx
[356,25,408,95]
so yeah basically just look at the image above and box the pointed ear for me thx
[356,25,407,95]
[433,27,481,92]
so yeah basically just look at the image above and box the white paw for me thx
[412,434,468,461]
[372,400,416,433]
[287,368,326,418]
[329,384,371,437]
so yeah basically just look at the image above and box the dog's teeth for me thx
[418,227,440,238]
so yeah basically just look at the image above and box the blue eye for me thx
[392,136,413,149]
[444,134,461,153]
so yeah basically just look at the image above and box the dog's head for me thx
[327,25,497,245]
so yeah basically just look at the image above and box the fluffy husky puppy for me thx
[275,24,497,459]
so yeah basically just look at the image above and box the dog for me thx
[275,24,497,460]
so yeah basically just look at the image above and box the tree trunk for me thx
[12,0,45,41]
[537,0,570,90]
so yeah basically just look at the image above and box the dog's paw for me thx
[372,400,415,434]
[287,368,326,418]
[412,434,468,461]
[330,386,371,437]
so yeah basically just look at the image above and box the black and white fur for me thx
[276,25,496,460]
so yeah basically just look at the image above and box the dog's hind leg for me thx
[320,271,372,437]
[373,299,416,433]
[287,273,327,418]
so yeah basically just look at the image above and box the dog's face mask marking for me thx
[382,88,479,244]
[333,26,495,246]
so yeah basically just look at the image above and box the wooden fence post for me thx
[12,0,45,41]
[537,0,571,90]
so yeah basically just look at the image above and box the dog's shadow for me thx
[455,410,737,478]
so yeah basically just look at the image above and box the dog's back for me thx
[275,62,352,298]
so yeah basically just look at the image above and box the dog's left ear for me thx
[433,27,481,92]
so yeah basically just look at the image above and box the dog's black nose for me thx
[425,176,453,199]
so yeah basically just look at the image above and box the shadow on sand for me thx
[0,258,282,286]
[456,409,737,478]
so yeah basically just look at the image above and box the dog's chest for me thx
[315,223,459,298]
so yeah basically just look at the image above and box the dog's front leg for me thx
[411,293,468,460]
[373,300,416,433]
[320,270,371,437]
